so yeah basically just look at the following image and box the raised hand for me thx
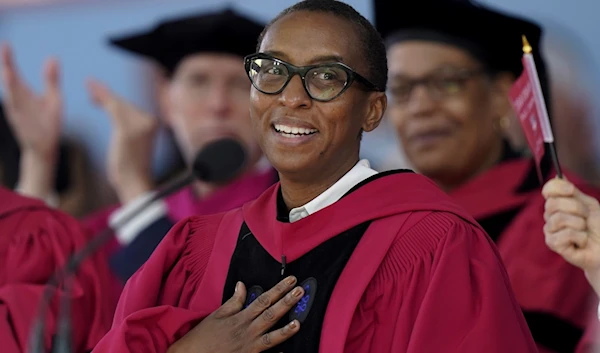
[87,79,158,204]
[1,43,62,198]
[543,178,600,295]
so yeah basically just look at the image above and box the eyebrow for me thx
[263,50,346,65]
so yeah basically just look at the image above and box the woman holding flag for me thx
[375,0,600,352]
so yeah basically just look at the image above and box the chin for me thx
[266,152,313,177]
[408,153,450,178]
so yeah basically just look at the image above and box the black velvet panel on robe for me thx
[221,170,412,353]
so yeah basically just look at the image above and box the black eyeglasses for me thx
[244,53,382,102]
[387,68,486,103]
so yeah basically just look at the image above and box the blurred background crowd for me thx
[1,0,599,217]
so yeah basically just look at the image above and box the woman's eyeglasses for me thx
[244,53,382,102]
[387,69,486,103]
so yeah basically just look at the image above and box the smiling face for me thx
[250,11,386,181]
[386,40,512,188]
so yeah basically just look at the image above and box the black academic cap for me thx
[109,8,265,74]
[374,0,543,78]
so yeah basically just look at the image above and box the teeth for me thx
[280,132,303,138]
[274,124,318,136]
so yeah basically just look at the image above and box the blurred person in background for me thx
[1,8,276,283]
[0,178,117,352]
[0,41,120,353]
[83,8,276,282]
[0,90,101,218]
[376,0,600,352]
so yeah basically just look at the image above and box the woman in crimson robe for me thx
[0,186,117,353]
[92,1,538,352]
[376,1,600,352]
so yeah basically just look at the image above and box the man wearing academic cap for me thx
[375,0,600,352]
[82,8,277,281]
[2,9,277,282]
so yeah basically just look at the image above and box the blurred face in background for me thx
[159,53,262,167]
[386,40,514,190]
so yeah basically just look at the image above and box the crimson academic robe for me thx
[0,187,117,353]
[92,171,537,353]
[450,158,600,353]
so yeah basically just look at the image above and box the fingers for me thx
[1,43,24,106]
[542,178,600,211]
[542,178,575,199]
[545,227,588,252]
[86,78,111,107]
[87,78,126,121]
[254,320,300,352]
[545,197,588,219]
[1,43,17,86]
[545,212,587,233]
[213,281,247,319]
[43,58,61,97]
[244,276,297,320]
[248,284,304,334]
[578,190,600,211]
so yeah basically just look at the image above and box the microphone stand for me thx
[29,172,194,353]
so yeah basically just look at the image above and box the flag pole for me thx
[521,35,563,178]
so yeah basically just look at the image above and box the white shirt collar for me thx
[288,159,378,223]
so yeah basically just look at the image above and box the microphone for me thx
[29,137,247,353]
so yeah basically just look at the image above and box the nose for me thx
[206,82,232,117]
[277,74,312,109]
[406,84,436,118]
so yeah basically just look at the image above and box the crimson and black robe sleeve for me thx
[0,207,117,353]
[404,215,537,352]
[92,216,222,353]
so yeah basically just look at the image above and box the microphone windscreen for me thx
[191,138,247,183]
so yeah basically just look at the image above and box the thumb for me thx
[214,282,247,318]
[542,177,574,199]
[229,281,247,312]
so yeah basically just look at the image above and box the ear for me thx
[362,92,387,132]
[490,72,516,119]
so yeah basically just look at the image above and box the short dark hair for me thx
[256,0,388,91]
